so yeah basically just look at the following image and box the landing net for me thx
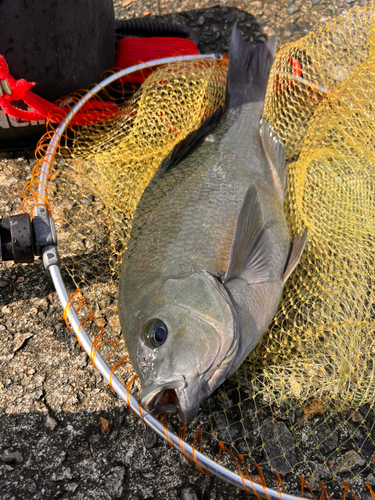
[22,6,375,499]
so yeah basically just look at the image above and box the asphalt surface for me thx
[1,1,374,499]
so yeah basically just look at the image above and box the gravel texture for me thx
[1,1,375,499]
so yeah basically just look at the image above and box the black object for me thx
[0,0,115,102]
[0,213,34,263]
[0,208,58,268]
[115,18,198,45]
[0,0,115,152]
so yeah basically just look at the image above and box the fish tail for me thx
[226,25,276,110]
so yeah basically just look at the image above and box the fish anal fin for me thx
[224,185,273,285]
[260,116,286,199]
[283,230,308,285]
[161,107,223,173]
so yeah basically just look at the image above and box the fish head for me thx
[122,271,239,424]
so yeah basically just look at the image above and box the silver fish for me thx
[118,26,307,424]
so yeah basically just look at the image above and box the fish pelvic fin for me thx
[283,230,308,285]
[260,116,286,199]
[224,184,273,285]
[226,24,276,110]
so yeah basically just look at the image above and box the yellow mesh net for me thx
[264,5,375,160]
[22,6,375,497]
[252,3,375,412]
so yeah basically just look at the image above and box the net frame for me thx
[31,56,303,500]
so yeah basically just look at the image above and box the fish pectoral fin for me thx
[224,184,273,285]
[260,116,286,199]
[282,230,308,285]
[160,106,224,173]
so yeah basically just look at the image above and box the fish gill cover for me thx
[22,5,375,497]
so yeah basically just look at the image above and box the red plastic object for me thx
[0,36,200,126]
[115,37,200,83]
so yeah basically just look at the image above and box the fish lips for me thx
[140,377,200,424]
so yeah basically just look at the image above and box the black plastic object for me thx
[0,213,34,263]
[0,0,115,102]
[0,209,58,267]
[0,0,115,152]
[115,18,198,45]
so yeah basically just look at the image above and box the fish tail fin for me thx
[226,25,276,110]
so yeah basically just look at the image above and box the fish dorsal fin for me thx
[260,116,286,199]
[160,107,223,173]
[224,185,273,285]
[283,230,308,285]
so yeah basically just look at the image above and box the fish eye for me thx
[141,319,168,348]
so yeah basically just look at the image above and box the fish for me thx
[118,26,307,424]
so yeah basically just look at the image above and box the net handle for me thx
[40,55,303,500]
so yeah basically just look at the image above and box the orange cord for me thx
[274,471,287,497]
[217,442,250,496]
[138,402,146,424]
[63,289,84,332]
[109,355,129,391]
[75,334,84,350]
[161,414,176,450]
[237,454,263,500]
[300,476,317,500]
[342,482,360,500]
[319,482,330,500]
[90,336,118,366]
[365,484,375,500]
[125,374,139,414]
[191,429,212,476]
[177,422,195,463]
[79,312,94,334]
[103,341,118,361]
[253,463,271,500]
[89,325,104,366]
[21,151,55,216]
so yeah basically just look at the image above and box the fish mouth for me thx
[142,387,180,416]
[140,378,199,423]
